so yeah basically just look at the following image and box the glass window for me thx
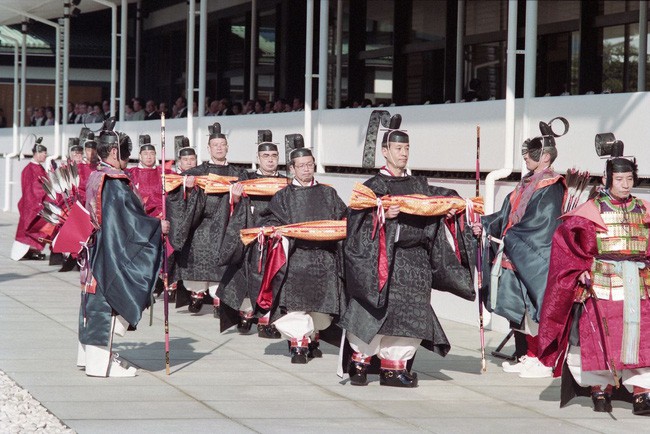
[365,55,393,104]
[465,0,507,36]
[537,0,580,25]
[410,0,446,43]
[366,0,394,50]
[603,0,638,15]
[465,42,505,100]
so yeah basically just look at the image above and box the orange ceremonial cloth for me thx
[165,173,288,195]
[349,182,484,216]
[240,220,346,246]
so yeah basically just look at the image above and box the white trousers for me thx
[77,315,129,376]
[347,331,420,362]
[184,280,219,299]
[567,345,650,390]
[273,311,332,342]
[239,297,253,315]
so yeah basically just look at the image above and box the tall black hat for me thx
[97,117,131,161]
[208,122,227,140]
[595,132,638,188]
[68,138,83,153]
[522,117,569,161]
[139,134,156,152]
[257,129,277,152]
[32,137,47,154]
[175,135,195,157]
[381,114,407,146]
[289,147,313,162]
[284,133,304,165]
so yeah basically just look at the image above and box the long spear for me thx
[476,125,487,372]
[160,113,171,375]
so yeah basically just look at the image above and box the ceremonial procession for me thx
[1,1,650,433]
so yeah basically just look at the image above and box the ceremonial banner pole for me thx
[160,113,171,375]
[476,125,487,372]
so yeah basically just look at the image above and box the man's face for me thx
[133,100,142,111]
[208,138,228,161]
[289,155,315,184]
[146,100,156,113]
[523,152,538,172]
[381,141,409,172]
[209,101,219,114]
[179,154,197,172]
[139,149,157,168]
[257,150,279,174]
[33,150,47,163]
[175,97,185,110]
[609,171,634,200]
[102,101,110,113]
[85,147,97,162]
[70,150,83,164]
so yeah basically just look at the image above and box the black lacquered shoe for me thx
[237,317,254,334]
[379,369,418,388]
[591,391,612,413]
[188,294,204,313]
[307,341,322,358]
[348,361,369,386]
[257,324,281,339]
[290,347,308,364]
[633,392,650,416]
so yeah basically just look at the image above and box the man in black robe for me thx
[166,123,240,313]
[341,129,475,387]
[77,127,168,377]
[259,148,347,363]
[218,135,288,337]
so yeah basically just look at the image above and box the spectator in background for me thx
[66,102,76,124]
[292,97,303,111]
[243,100,255,115]
[32,107,46,127]
[158,102,170,119]
[102,100,111,117]
[145,100,160,120]
[131,98,145,121]
[254,100,266,114]
[208,99,220,116]
[0,108,7,128]
[85,103,104,124]
[463,78,483,102]
[123,102,134,121]
[271,99,285,113]
[44,107,55,126]
[219,98,233,116]
[232,102,243,115]
[174,96,188,118]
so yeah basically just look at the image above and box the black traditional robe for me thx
[166,161,241,283]
[259,183,347,319]
[217,171,289,331]
[340,174,475,356]
[79,166,162,346]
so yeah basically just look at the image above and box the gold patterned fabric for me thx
[590,259,650,301]
[349,182,484,216]
[596,211,649,256]
[164,173,239,192]
[240,220,346,246]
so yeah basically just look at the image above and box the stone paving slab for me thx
[0,211,644,433]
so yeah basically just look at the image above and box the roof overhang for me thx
[0,0,136,26]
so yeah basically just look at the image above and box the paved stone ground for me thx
[0,211,647,433]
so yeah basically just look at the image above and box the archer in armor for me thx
[473,118,567,379]
[538,134,650,415]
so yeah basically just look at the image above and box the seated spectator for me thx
[145,100,160,120]
[0,108,7,128]
[232,102,243,115]
[254,99,266,114]
[131,98,145,121]
[44,106,55,125]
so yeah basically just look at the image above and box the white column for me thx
[316,0,329,172]
[639,1,648,91]
[304,0,314,149]
[522,0,538,142]
[135,0,142,97]
[88,0,118,117]
[187,0,196,143]
[198,0,207,117]
[485,0,518,214]
[2,35,20,212]
[119,0,128,122]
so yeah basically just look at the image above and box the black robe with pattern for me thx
[340,174,476,356]
[217,171,289,331]
[167,162,241,285]
[259,183,347,320]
